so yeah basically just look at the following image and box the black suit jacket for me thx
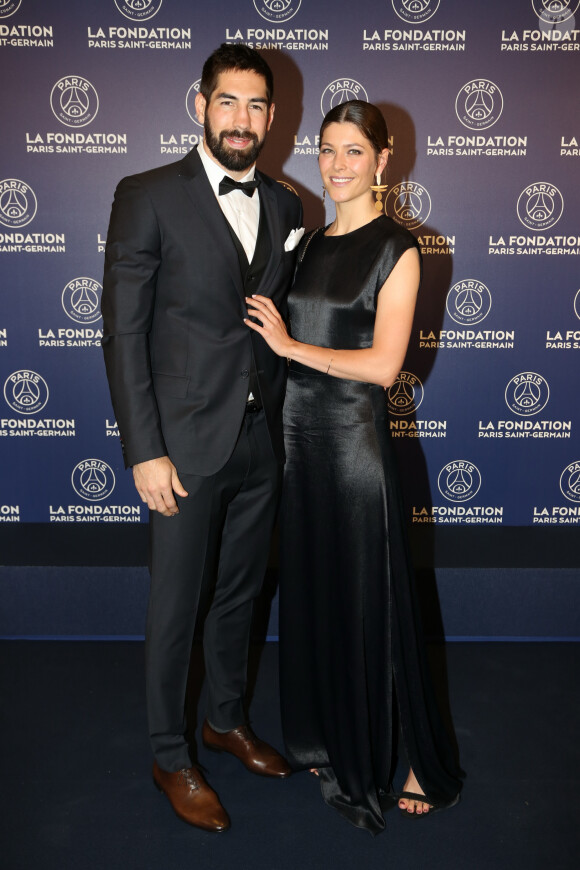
[101,148,303,475]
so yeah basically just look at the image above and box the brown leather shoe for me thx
[202,720,292,778]
[152,761,230,832]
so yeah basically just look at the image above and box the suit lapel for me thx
[176,151,283,302]
[255,173,282,297]
[177,150,244,298]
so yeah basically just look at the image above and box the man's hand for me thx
[132,456,188,517]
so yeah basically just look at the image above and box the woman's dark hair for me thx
[200,43,274,105]
[319,100,389,155]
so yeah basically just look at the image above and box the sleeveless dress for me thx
[279,215,461,834]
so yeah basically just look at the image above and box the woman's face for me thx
[318,121,388,205]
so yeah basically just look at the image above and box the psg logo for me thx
[446,280,492,326]
[0,0,23,18]
[186,80,203,127]
[0,178,37,228]
[321,79,369,117]
[387,372,424,416]
[560,460,580,503]
[72,459,116,502]
[253,0,302,22]
[387,182,431,230]
[277,180,299,196]
[455,80,503,131]
[50,76,99,128]
[114,0,163,21]
[392,0,440,23]
[438,460,482,503]
[517,182,564,231]
[4,370,49,415]
[62,278,102,325]
[531,0,579,24]
[505,372,550,417]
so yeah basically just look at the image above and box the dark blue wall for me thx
[1,0,579,638]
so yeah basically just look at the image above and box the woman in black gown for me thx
[245,100,461,834]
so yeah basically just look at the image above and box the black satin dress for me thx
[279,216,461,834]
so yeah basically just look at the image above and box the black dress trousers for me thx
[146,408,281,772]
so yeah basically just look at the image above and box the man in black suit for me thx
[101,44,303,832]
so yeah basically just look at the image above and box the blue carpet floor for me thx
[1,641,578,870]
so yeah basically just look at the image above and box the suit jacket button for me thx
[241,370,249,378]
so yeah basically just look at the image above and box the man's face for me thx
[195,69,275,177]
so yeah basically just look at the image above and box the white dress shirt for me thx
[197,141,260,263]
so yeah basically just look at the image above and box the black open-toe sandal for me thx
[398,791,460,819]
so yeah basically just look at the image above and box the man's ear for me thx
[267,102,275,131]
[195,92,207,125]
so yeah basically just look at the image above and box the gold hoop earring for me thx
[370,171,388,213]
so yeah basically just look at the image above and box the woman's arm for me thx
[244,246,420,389]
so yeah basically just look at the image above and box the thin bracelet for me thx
[326,357,333,374]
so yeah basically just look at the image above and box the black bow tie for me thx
[219,176,260,197]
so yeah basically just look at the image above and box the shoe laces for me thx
[177,768,200,791]
[236,725,259,746]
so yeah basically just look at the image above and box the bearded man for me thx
[101,43,303,832]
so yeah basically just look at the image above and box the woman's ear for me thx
[377,147,390,176]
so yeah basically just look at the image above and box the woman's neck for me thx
[325,196,381,236]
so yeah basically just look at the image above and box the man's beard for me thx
[204,118,264,172]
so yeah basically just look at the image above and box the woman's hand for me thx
[244,295,296,358]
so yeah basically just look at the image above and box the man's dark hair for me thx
[200,43,274,105]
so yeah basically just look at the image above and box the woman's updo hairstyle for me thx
[319,100,389,156]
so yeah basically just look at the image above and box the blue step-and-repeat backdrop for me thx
[1,0,579,636]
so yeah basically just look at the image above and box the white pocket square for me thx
[284,227,305,251]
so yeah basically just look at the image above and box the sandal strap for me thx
[398,790,433,805]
